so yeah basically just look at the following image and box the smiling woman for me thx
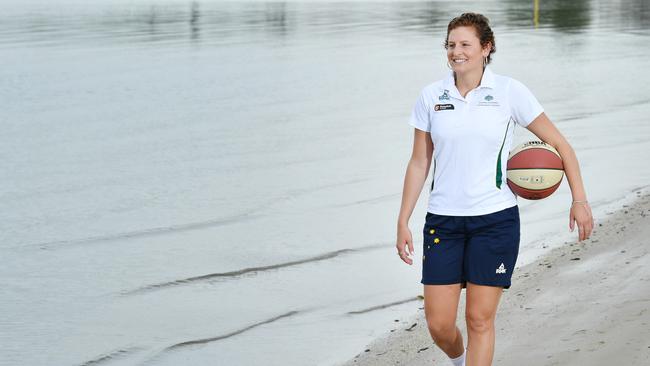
[445,13,496,78]
[396,12,594,366]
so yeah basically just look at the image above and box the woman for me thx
[395,13,594,366]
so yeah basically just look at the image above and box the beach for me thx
[2,1,650,365]
[340,188,650,365]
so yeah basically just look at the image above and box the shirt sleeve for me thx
[508,78,544,128]
[408,88,431,132]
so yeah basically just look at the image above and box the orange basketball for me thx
[506,141,564,200]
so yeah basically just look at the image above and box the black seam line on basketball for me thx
[507,168,564,171]
[120,242,388,295]
[516,187,561,192]
[510,183,562,191]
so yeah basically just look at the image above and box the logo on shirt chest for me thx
[434,104,455,111]
[478,94,500,107]
[438,89,450,101]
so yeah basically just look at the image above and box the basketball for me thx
[506,140,564,200]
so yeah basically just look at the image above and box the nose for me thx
[448,49,462,57]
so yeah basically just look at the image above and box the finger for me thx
[400,252,412,265]
[582,225,589,240]
[397,248,411,265]
[569,213,575,231]
[405,246,413,264]
[407,239,414,255]
[578,224,585,241]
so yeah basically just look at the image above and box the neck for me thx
[454,67,485,97]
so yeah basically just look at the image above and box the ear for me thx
[482,42,492,57]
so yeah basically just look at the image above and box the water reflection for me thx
[607,0,650,31]
[502,0,590,31]
[0,0,648,48]
[540,0,591,31]
[264,3,289,37]
[392,3,449,35]
[190,1,200,41]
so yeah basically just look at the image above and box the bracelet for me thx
[572,200,588,206]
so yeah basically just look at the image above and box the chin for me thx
[451,64,464,72]
[452,63,477,73]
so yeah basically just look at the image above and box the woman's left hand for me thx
[570,201,594,242]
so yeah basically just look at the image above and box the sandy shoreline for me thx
[340,190,650,366]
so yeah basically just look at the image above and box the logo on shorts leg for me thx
[496,263,507,274]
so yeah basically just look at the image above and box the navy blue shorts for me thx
[420,205,520,289]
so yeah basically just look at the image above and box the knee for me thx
[465,312,494,334]
[426,318,457,343]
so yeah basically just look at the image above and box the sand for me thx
[340,190,650,366]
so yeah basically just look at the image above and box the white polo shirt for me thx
[409,66,544,216]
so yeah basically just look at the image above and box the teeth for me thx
[453,59,467,63]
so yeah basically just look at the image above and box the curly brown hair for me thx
[444,13,496,64]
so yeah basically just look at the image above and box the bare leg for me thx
[465,282,503,366]
[423,284,465,358]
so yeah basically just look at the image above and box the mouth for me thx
[452,58,468,64]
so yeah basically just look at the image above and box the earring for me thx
[447,61,453,70]
[483,57,488,67]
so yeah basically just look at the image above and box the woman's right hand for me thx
[396,224,415,265]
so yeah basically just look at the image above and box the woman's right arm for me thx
[396,128,434,265]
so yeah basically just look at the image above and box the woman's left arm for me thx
[526,112,594,242]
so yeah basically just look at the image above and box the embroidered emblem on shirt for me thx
[438,89,450,101]
[434,104,454,111]
[478,94,499,106]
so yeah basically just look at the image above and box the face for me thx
[446,26,491,73]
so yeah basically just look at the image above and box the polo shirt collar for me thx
[443,66,496,99]
[479,66,496,89]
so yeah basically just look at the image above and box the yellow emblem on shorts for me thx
[434,238,440,244]
[429,229,435,234]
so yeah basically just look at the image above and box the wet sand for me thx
[340,190,650,365]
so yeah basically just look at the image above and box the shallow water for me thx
[1,0,649,365]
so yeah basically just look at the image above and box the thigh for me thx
[463,205,520,289]
[423,284,462,326]
[465,282,503,322]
